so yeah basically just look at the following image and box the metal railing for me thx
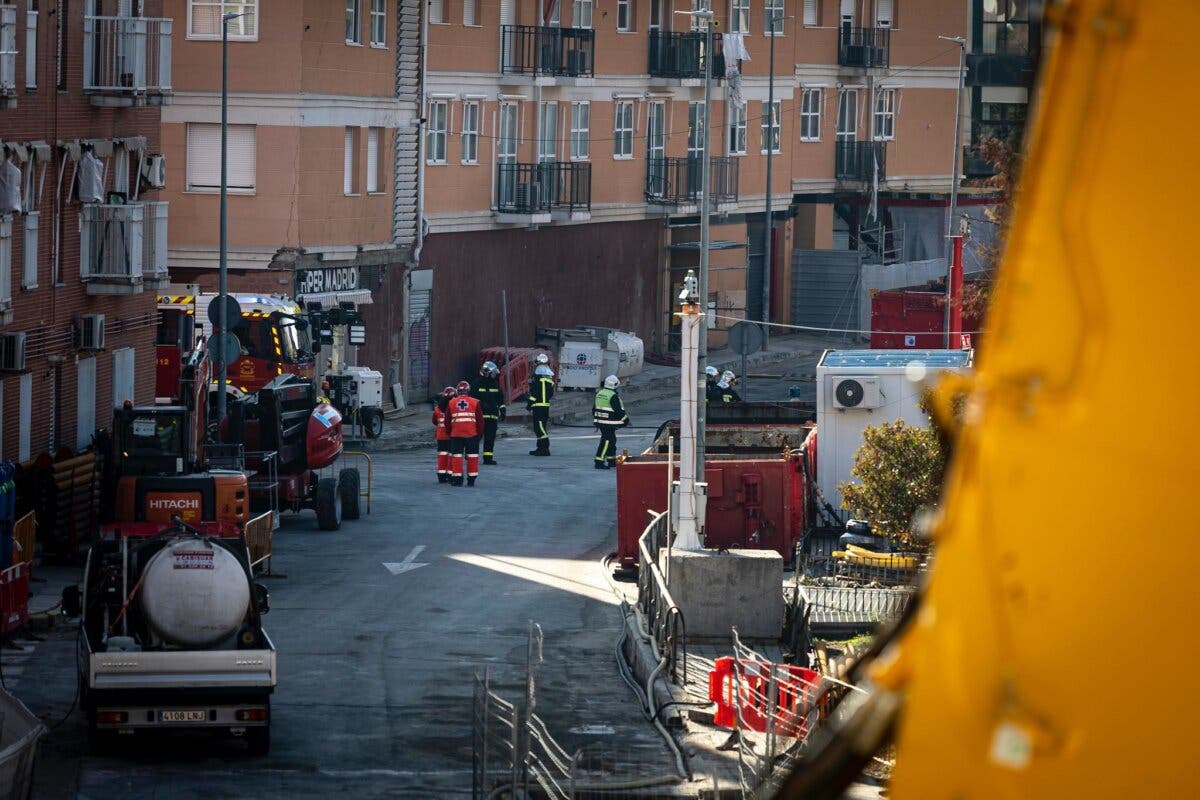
[636,511,687,683]
[0,6,15,97]
[645,156,738,207]
[79,203,143,283]
[838,26,890,68]
[141,200,168,281]
[500,25,594,78]
[244,511,276,577]
[834,140,886,182]
[496,161,591,214]
[0,690,43,800]
[859,222,904,265]
[83,15,173,97]
[647,30,723,79]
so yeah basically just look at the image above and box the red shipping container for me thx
[870,289,981,349]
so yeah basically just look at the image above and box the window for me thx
[803,0,818,26]
[875,0,892,28]
[346,0,361,43]
[462,101,480,163]
[112,348,135,410]
[836,89,858,140]
[499,103,518,163]
[429,0,445,24]
[613,101,634,158]
[463,0,478,25]
[764,0,784,33]
[76,356,96,450]
[800,88,821,141]
[570,102,590,160]
[189,1,259,40]
[687,102,705,158]
[426,100,447,163]
[616,0,632,31]
[839,0,854,28]
[344,128,360,194]
[185,123,256,192]
[538,102,558,162]
[371,0,387,44]
[728,104,747,155]
[367,127,383,192]
[572,0,593,28]
[549,0,561,26]
[730,0,750,33]
[760,100,781,153]
[24,1,37,90]
[873,88,896,140]
[647,101,665,160]
[981,0,1030,55]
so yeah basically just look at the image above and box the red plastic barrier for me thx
[708,656,821,737]
[477,347,556,406]
[0,562,30,634]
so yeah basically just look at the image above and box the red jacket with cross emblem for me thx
[445,395,484,438]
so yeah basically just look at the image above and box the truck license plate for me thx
[160,710,207,723]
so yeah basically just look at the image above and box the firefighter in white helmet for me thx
[705,365,720,404]
[592,375,629,469]
[526,353,555,456]
[717,370,742,404]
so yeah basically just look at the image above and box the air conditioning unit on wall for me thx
[140,154,167,189]
[0,332,26,372]
[832,376,882,410]
[78,314,105,351]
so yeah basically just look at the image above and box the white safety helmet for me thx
[721,370,735,382]
[481,360,499,377]
[535,353,550,365]
[603,375,620,390]
[705,366,719,378]
[718,378,731,389]
[535,364,554,377]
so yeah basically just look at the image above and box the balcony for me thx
[0,5,15,108]
[80,202,168,294]
[644,156,738,210]
[495,162,592,223]
[838,26,890,69]
[647,31,724,83]
[83,15,173,106]
[500,25,594,82]
[835,141,886,183]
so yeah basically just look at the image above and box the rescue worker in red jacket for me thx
[444,380,485,486]
[432,385,455,484]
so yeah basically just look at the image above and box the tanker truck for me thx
[65,518,276,755]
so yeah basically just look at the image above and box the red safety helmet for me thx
[441,385,456,398]
[456,380,471,395]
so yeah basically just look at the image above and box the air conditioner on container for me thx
[140,154,167,189]
[79,314,105,351]
[515,182,540,212]
[0,332,26,372]
[832,376,882,410]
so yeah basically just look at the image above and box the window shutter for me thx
[367,128,380,192]
[840,0,854,23]
[18,371,30,462]
[464,0,477,25]
[226,126,256,190]
[429,0,444,23]
[187,124,256,191]
[344,128,356,194]
[76,356,96,450]
[804,0,817,26]
[24,7,37,89]
[876,0,892,26]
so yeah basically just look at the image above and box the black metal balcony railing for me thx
[835,141,887,182]
[496,162,592,215]
[838,26,890,68]
[501,25,595,78]
[647,31,725,80]
[644,156,738,206]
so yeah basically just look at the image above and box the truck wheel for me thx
[362,406,384,439]
[247,723,270,756]
[315,477,342,531]
[339,468,361,520]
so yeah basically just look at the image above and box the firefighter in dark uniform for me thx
[471,360,506,465]
[717,370,742,403]
[704,365,720,404]
[526,353,555,456]
[593,375,629,469]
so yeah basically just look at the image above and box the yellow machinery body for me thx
[886,1,1199,797]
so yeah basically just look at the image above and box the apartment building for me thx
[160,0,420,393]
[418,0,966,387]
[0,0,172,461]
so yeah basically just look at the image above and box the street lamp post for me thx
[761,12,781,351]
[939,34,967,348]
[216,11,249,440]
[695,1,714,485]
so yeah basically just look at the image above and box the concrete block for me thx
[662,549,783,640]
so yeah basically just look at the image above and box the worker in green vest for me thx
[593,375,629,469]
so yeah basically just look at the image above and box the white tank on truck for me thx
[139,538,252,648]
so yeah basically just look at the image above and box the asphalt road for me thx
[12,348,829,799]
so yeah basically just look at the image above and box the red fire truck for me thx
[157,287,316,402]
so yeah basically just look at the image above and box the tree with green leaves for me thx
[839,419,946,546]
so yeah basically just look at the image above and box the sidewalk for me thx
[356,332,846,454]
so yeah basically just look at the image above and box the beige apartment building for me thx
[419,0,966,389]
[160,0,420,389]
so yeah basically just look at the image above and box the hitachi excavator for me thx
[778,1,1198,798]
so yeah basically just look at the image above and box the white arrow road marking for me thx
[383,545,429,575]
